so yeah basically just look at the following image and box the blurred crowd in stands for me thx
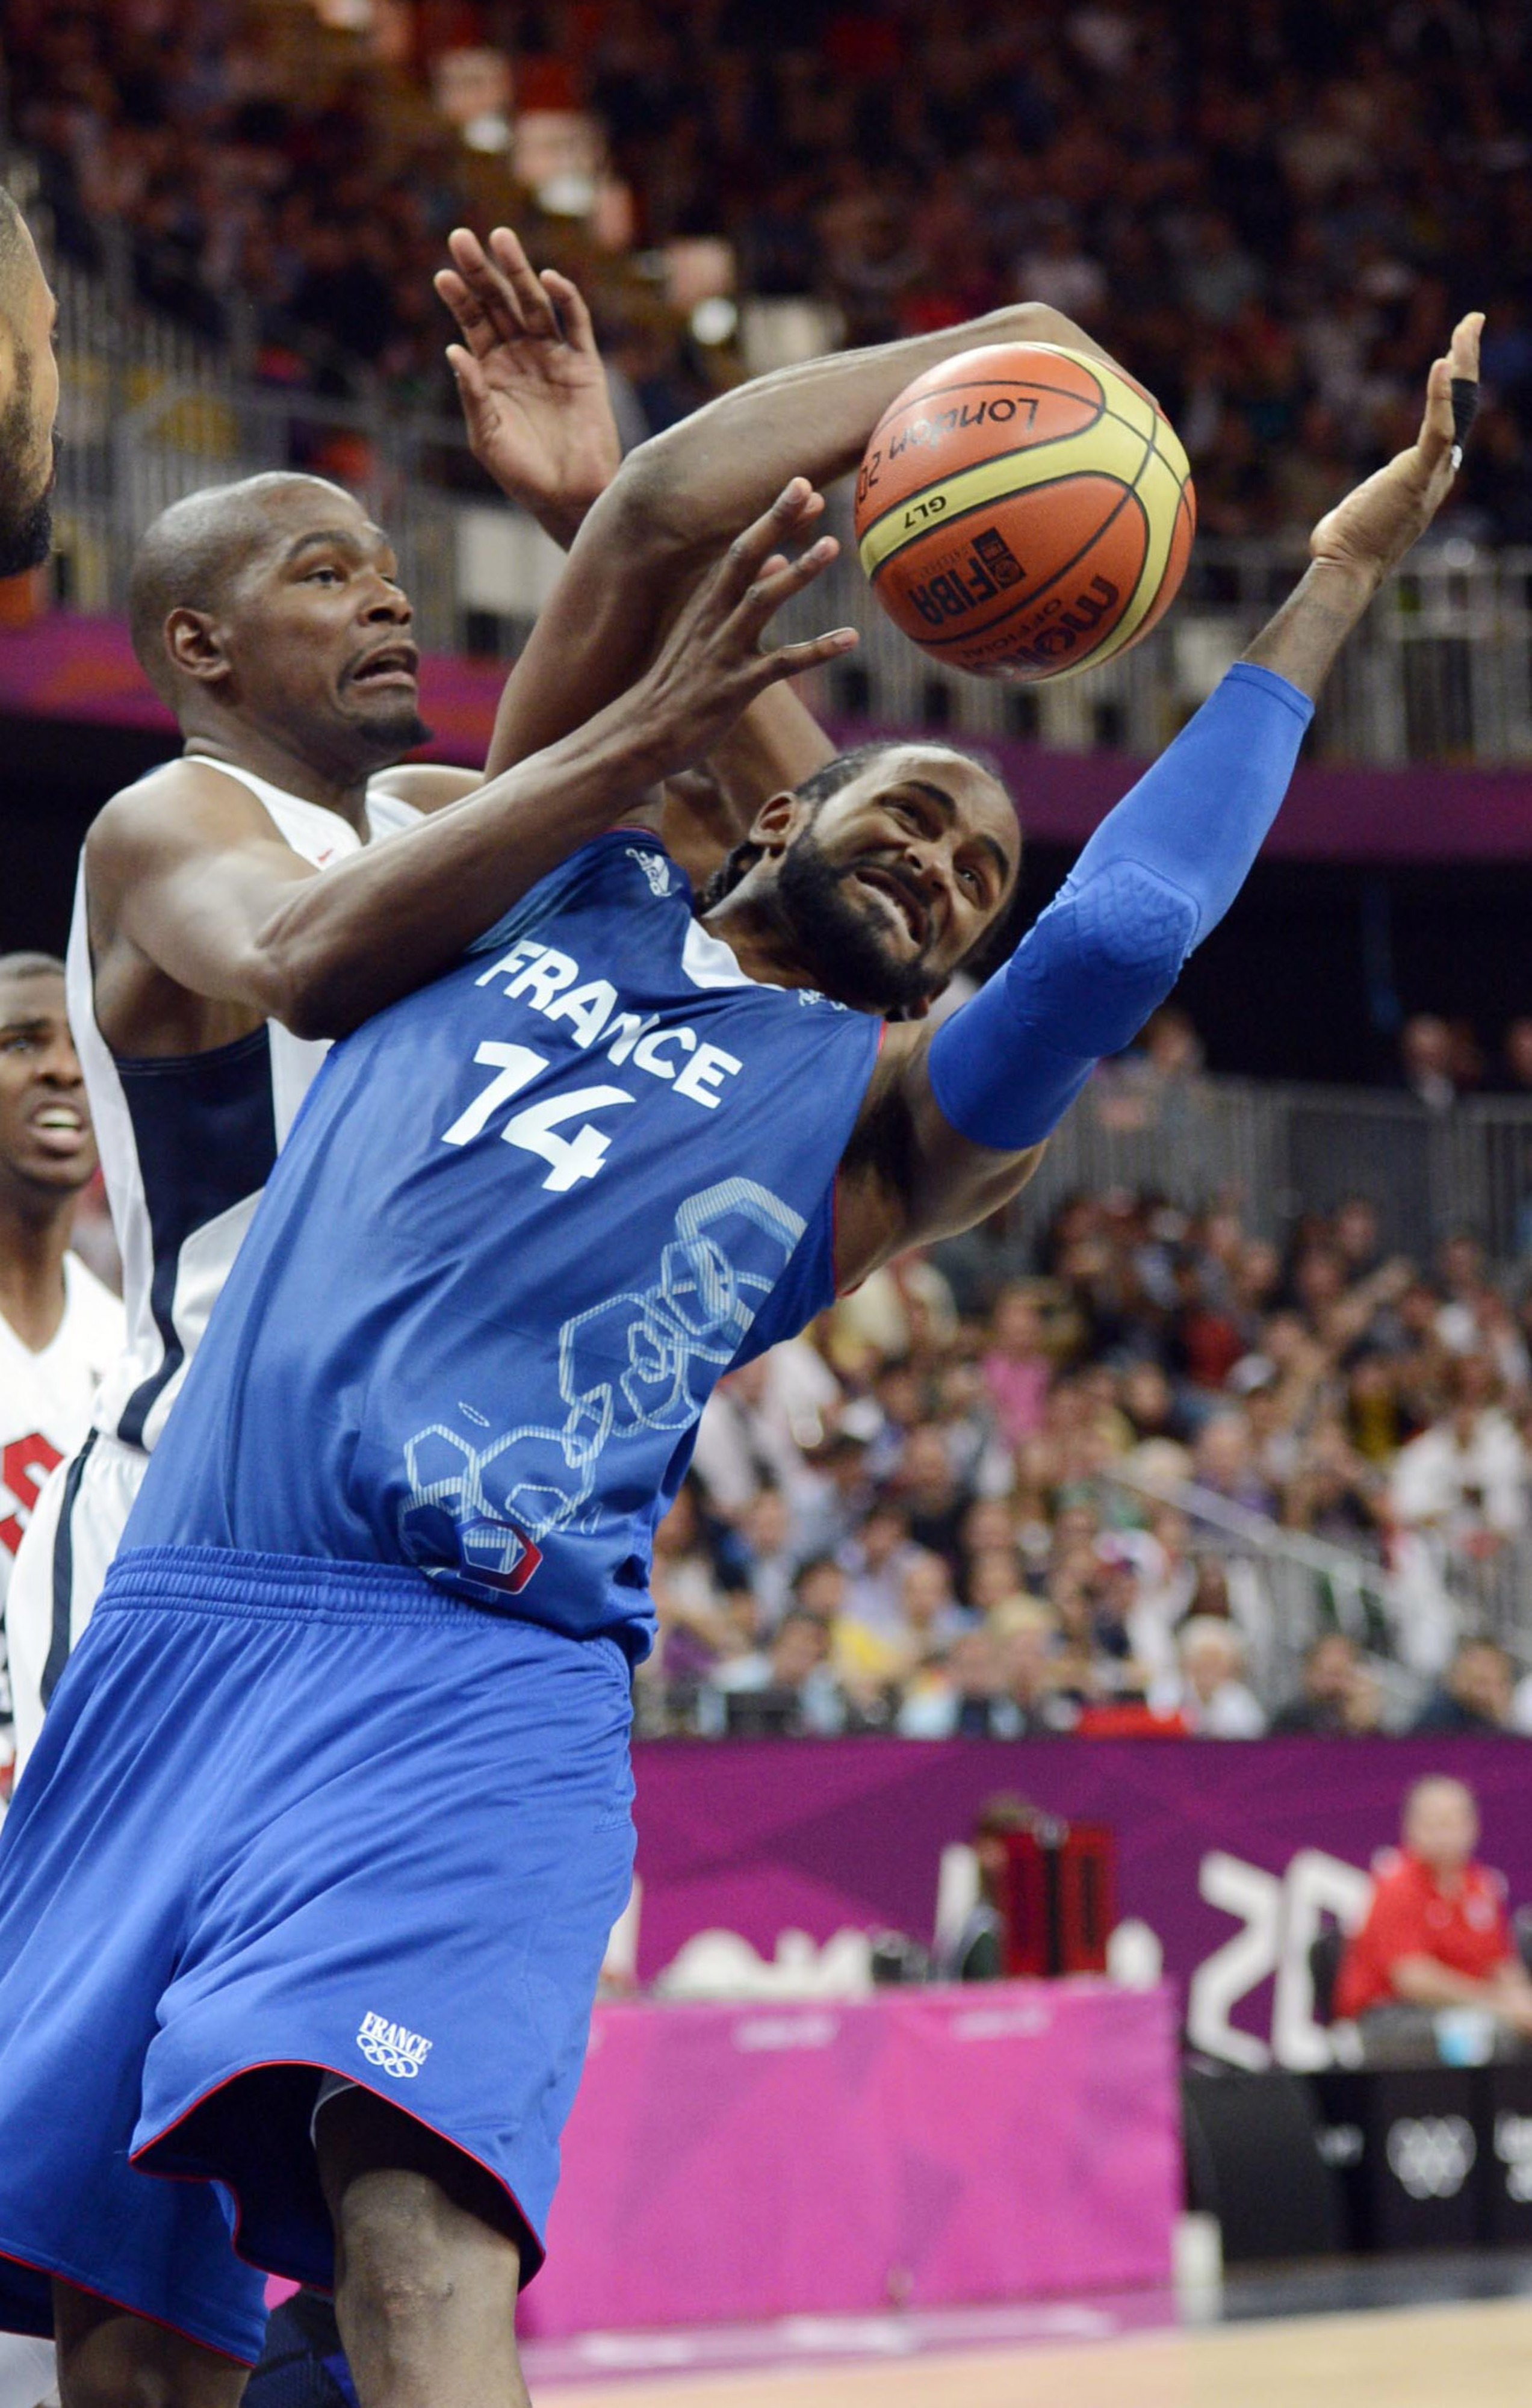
[638,1129,1532,1740]
[6,0,1532,536]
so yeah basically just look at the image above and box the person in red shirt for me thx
[1335,1776,1532,2050]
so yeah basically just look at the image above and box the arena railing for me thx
[1096,1465,1532,1721]
[925,1075,1532,1274]
[35,214,1532,768]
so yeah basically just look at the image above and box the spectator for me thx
[897,1625,1020,1739]
[1270,1633,1386,1734]
[1412,1638,1520,1736]
[1399,1015,1460,1111]
[1333,1777,1532,2058]
[981,1283,1052,1447]
[838,1500,917,1644]
[891,1425,970,1569]
[1391,1360,1527,1551]
[1163,1618,1268,1737]
[698,1610,849,1738]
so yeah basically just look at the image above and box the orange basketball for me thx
[854,342,1196,682]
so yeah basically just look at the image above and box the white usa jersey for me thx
[0,1253,123,1608]
[69,760,421,1453]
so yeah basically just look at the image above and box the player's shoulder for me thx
[85,757,289,883]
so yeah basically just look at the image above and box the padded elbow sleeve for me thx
[928,861,1197,1150]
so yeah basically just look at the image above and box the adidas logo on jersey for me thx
[625,846,672,898]
[356,2011,433,2079]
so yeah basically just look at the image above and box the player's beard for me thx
[775,825,937,1014]
[367,703,433,754]
[0,435,56,577]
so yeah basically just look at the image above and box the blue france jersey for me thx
[125,833,882,1654]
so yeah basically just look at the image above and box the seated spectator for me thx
[1334,1777,1532,2056]
[1161,1617,1268,1737]
[1390,1359,1527,1567]
[1270,1633,1386,1734]
[981,1283,1052,1446]
[891,1423,972,1568]
[897,1626,1021,1740]
[887,1548,973,1682]
[990,1601,1076,1734]
[1192,1412,1274,1515]
[1411,1637,1520,1736]
[1399,1014,1460,1111]
[735,1483,798,1637]
[698,1610,848,1738]
[838,1500,917,1642]
[639,1479,756,1730]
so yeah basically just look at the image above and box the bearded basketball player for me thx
[0,277,1481,2408]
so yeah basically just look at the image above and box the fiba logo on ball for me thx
[356,2011,433,2081]
[1386,2115,1476,2200]
[855,340,1196,683]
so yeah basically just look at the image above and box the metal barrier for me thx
[966,1075,1532,1268]
[25,185,1532,766]
[1098,1465,1532,1714]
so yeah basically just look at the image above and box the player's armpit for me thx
[831,1023,1046,1289]
[368,764,482,815]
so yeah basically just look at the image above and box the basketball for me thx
[854,342,1196,682]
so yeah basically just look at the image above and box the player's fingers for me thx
[541,268,597,354]
[434,268,498,359]
[1415,355,1453,470]
[733,536,842,631]
[449,225,537,346]
[747,628,860,692]
[719,480,822,594]
[486,226,563,340]
[1451,311,1485,383]
[446,344,494,422]
[1448,311,1484,471]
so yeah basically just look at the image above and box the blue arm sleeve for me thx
[927,663,1313,1152]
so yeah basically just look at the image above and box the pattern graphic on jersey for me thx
[397,1177,805,1589]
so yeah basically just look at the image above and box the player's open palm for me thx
[436,225,622,547]
[633,478,858,774]
[1309,312,1483,587]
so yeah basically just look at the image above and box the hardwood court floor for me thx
[544,2295,1532,2408]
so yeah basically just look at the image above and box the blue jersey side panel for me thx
[126,835,881,1654]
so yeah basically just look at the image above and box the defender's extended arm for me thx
[835,315,1483,1284]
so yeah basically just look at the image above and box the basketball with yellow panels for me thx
[854,343,1196,681]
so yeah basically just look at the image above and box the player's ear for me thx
[748,787,808,858]
[163,607,231,687]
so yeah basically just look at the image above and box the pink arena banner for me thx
[521,1981,1179,2336]
[626,1737,1532,2070]
[7,612,1532,861]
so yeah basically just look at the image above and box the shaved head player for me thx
[4,232,646,1763]
[0,230,1483,2408]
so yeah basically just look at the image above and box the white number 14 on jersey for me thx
[441,1041,633,1191]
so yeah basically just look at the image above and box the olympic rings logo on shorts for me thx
[356,2011,433,2080]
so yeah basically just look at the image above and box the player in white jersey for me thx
[6,231,839,1778]
[0,956,122,1770]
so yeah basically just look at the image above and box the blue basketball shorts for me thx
[0,1547,636,2365]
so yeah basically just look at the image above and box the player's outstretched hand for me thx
[1309,312,1483,590]
[436,225,622,548]
[630,479,858,775]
